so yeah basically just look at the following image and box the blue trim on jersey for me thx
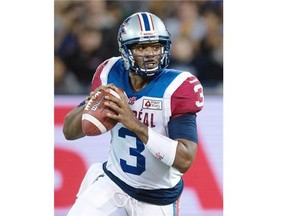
[107,59,127,90]
[107,59,181,99]
[103,162,183,205]
[168,114,199,144]
[141,13,151,31]
[143,70,179,97]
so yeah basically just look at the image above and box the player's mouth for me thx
[144,60,157,69]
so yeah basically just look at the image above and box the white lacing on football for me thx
[82,113,107,134]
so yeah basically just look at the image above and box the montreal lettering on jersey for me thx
[132,110,155,127]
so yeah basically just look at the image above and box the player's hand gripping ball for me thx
[82,88,122,136]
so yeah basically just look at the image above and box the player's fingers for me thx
[104,94,129,113]
[106,112,119,120]
[85,96,91,104]
[105,84,119,93]
[90,85,107,99]
[104,94,120,103]
[106,83,115,88]
[107,85,128,104]
[109,85,124,97]
[103,83,115,93]
[104,100,121,114]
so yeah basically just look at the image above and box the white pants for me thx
[67,163,180,216]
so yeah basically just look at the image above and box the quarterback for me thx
[63,12,204,215]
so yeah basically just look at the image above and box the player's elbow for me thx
[176,160,193,174]
[63,115,80,140]
[63,124,84,140]
[63,123,74,140]
[173,146,197,173]
[63,126,73,140]
[174,140,198,173]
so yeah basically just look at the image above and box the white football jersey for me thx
[90,57,204,191]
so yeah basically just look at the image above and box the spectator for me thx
[196,7,223,87]
[169,35,198,75]
[58,21,107,94]
[54,0,223,95]
[54,55,83,94]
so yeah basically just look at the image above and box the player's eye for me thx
[153,46,161,51]
[137,46,145,51]
[131,46,143,52]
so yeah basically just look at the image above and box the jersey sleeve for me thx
[171,75,204,118]
[90,59,110,91]
[168,114,199,143]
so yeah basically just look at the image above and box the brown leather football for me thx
[82,88,121,136]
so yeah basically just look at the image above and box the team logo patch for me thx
[155,152,164,160]
[119,18,130,35]
[142,99,162,110]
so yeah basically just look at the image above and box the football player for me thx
[63,12,204,215]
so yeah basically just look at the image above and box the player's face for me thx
[130,43,162,71]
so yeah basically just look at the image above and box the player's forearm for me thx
[143,128,178,167]
[172,139,198,173]
[143,129,197,173]
[129,120,149,144]
[134,123,180,169]
[63,106,85,140]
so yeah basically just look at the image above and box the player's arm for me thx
[63,60,110,140]
[63,84,115,140]
[168,75,204,173]
[168,114,198,173]
[174,139,197,173]
[144,75,203,173]
[63,96,89,140]
[63,106,85,140]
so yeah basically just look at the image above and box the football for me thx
[82,88,121,136]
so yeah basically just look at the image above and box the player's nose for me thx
[145,47,155,54]
[143,47,155,58]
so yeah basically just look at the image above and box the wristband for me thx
[145,128,178,166]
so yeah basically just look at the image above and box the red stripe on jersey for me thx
[90,59,109,91]
[171,76,204,118]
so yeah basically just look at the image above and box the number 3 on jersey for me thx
[194,83,204,107]
[119,127,146,175]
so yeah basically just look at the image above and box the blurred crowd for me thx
[54,0,223,95]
